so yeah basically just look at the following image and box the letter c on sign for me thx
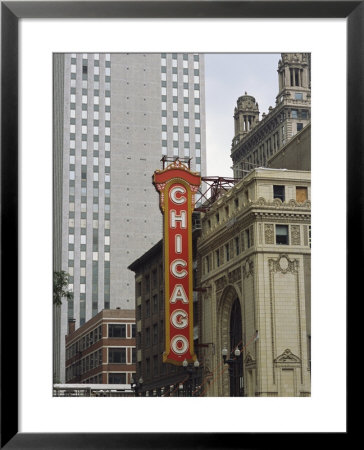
[170,186,186,205]
[170,259,187,278]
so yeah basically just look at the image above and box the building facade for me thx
[65,309,136,385]
[197,168,311,396]
[128,216,202,396]
[231,53,311,178]
[53,52,206,382]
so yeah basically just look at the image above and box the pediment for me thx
[274,348,301,365]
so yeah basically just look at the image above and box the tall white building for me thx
[53,53,206,382]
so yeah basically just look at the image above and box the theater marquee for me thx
[153,161,201,365]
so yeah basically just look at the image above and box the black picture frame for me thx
[1,1,357,448]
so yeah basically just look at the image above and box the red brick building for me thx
[65,309,136,385]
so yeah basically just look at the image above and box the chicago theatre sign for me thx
[153,161,201,365]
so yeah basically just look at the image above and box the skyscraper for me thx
[53,53,206,382]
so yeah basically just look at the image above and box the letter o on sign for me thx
[170,335,189,355]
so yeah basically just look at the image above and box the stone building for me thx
[231,53,311,178]
[197,168,311,396]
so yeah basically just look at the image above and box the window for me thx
[206,255,210,273]
[309,225,311,248]
[235,237,240,255]
[153,294,158,313]
[225,244,230,262]
[291,109,298,119]
[108,324,126,338]
[153,355,158,376]
[296,186,308,203]
[108,373,126,384]
[215,249,220,267]
[245,229,251,249]
[273,185,285,202]
[146,327,150,346]
[146,299,150,317]
[132,324,136,338]
[108,348,126,363]
[276,225,289,245]
[153,324,158,344]
[295,92,303,100]
[152,270,157,289]
[297,123,303,132]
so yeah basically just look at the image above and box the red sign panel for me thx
[154,161,201,365]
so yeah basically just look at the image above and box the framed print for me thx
[1,1,359,448]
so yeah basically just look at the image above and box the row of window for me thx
[66,325,103,359]
[144,353,177,379]
[291,109,309,120]
[206,185,308,230]
[108,324,136,338]
[66,323,136,359]
[66,347,136,381]
[203,222,303,274]
[66,348,102,381]
[68,251,110,261]
[142,322,164,347]
[204,226,253,274]
[108,347,136,364]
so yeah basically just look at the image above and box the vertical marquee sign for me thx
[153,161,201,365]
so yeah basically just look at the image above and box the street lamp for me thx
[182,359,200,396]
[222,347,243,397]
[130,376,143,397]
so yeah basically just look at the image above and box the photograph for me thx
[53,52,311,398]
[2,0,355,445]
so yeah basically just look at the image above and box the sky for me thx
[204,53,281,177]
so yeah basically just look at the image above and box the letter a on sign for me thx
[153,161,201,365]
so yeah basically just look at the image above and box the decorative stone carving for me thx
[264,223,274,244]
[274,349,301,366]
[291,225,301,245]
[256,197,266,206]
[244,351,256,368]
[215,275,227,292]
[228,267,241,284]
[269,254,298,274]
[243,259,254,278]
